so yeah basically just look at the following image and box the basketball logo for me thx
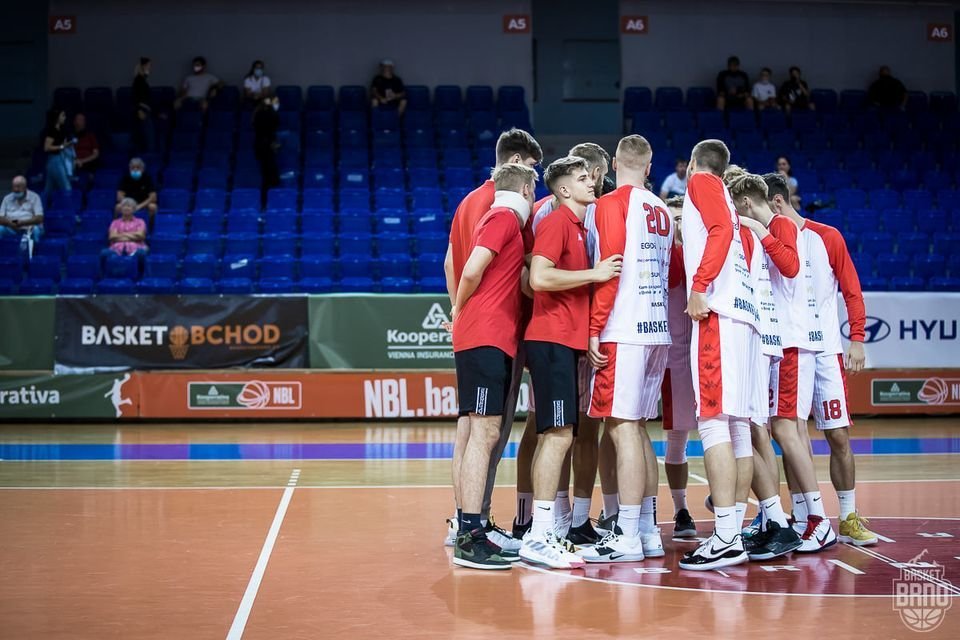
[168,326,190,360]
[237,381,271,409]
[917,378,949,405]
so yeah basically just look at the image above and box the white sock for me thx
[640,496,657,534]
[531,500,554,538]
[555,491,571,521]
[602,493,619,517]
[671,488,688,514]
[516,492,533,526]
[837,490,856,520]
[715,505,738,540]
[791,492,808,522]
[618,504,641,539]
[760,496,789,528]
[572,496,591,527]
[734,502,747,529]
[804,491,826,519]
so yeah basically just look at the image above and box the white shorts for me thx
[752,353,775,427]
[811,352,852,430]
[588,343,668,421]
[770,348,817,421]
[528,355,593,416]
[690,312,760,420]
[662,360,696,431]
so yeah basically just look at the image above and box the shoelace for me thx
[850,513,871,533]
[801,517,821,540]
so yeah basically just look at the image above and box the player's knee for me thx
[824,427,850,452]
[731,422,753,459]
[699,418,732,452]
[665,430,688,465]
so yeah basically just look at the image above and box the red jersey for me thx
[524,204,591,351]
[449,180,496,283]
[452,208,526,357]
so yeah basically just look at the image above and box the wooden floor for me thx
[0,418,958,639]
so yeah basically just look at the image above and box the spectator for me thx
[0,176,44,252]
[42,109,73,199]
[116,157,158,226]
[175,56,222,112]
[751,67,779,110]
[105,197,148,260]
[659,158,688,200]
[776,156,801,209]
[715,56,753,111]
[132,57,155,152]
[243,60,272,103]
[867,65,907,110]
[253,96,281,207]
[370,59,407,115]
[71,113,100,181]
[779,66,813,112]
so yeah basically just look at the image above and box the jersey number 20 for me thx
[644,204,670,237]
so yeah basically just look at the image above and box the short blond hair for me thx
[665,195,685,210]
[568,142,610,171]
[615,135,652,170]
[692,139,730,176]
[728,173,769,202]
[491,163,538,193]
[722,164,747,187]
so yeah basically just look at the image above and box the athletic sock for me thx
[602,493,620,518]
[555,491,571,521]
[516,492,533,526]
[640,496,657,534]
[760,496,789,529]
[531,500,554,538]
[804,491,827,519]
[791,492,808,522]
[461,512,482,533]
[715,505,738,540]
[837,489,856,520]
[671,488,688,514]
[734,502,747,529]
[618,504,641,539]
[572,496,591,528]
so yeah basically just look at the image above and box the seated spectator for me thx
[752,68,779,110]
[71,113,100,181]
[105,198,148,259]
[370,59,407,115]
[776,156,801,209]
[779,66,813,112]
[175,56,222,112]
[243,60,272,103]
[659,158,688,199]
[0,176,44,251]
[716,56,753,111]
[867,65,907,110]
[116,157,158,226]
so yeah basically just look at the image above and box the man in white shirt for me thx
[659,158,688,200]
[176,56,222,112]
[752,68,779,110]
[0,176,44,246]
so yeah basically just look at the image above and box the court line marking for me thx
[875,533,896,543]
[671,463,761,507]
[829,559,866,575]
[226,468,299,640]
[845,541,960,596]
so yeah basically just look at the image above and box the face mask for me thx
[254,68,264,78]
[13,191,26,200]
[193,65,203,73]
[272,103,280,111]
[130,170,143,180]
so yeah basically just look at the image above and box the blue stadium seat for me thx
[869,189,901,210]
[415,253,445,278]
[413,213,446,234]
[850,252,874,276]
[845,209,877,233]
[897,231,930,256]
[194,189,226,213]
[859,276,888,291]
[260,232,299,257]
[813,208,844,229]
[466,86,494,112]
[230,189,262,212]
[146,254,179,279]
[374,189,407,211]
[191,212,225,234]
[418,276,446,293]
[917,211,948,234]
[875,253,908,278]
[306,85,335,111]
[417,233,448,256]
[258,256,297,280]
[178,277,216,294]
[275,85,302,111]
[94,277,135,294]
[137,277,176,294]
[162,167,194,190]
[860,231,895,254]
[889,276,925,291]
[902,189,933,212]
[103,254,141,280]
[17,278,56,295]
[930,92,958,114]
[299,276,335,293]
[27,255,61,282]
[299,256,335,279]
[338,232,373,256]
[302,188,334,211]
[623,87,652,115]
[153,213,188,235]
[913,254,946,280]
[839,90,867,112]
[339,212,373,234]
[835,188,866,210]
[933,231,960,256]
[810,89,837,112]
[685,87,715,112]
[728,110,756,131]
[36,238,67,261]
[338,276,376,293]
[922,171,951,192]
[301,232,336,256]
[216,277,253,294]
[258,277,297,293]
[301,213,335,235]
[58,278,94,295]
[339,85,368,112]
[221,254,257,279]
[182,254,219,279]
[928,276,960,292]
[381,277,415,293]
[855,169,886,191]
[267,189,298,211]
[434,85,463,111]
[380,254,413,278]
[376,232,412,256]
[186,232,222,256]
[760,110,787,132]
[207,111,237,132]
[339,254,377,278]
[655,87,683,111]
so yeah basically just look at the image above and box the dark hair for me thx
[727,56,740,66]
[247,59,265,78]
[496,128,543,165]
[675,157,687,165]
[789,66,801,75]
[691,139,730,176]
[761,67,772,74]
[45,109,64,129]
[776,155,793,176]
[665,195,685,209]
[762,172,791,202]
[544,156,588,194]
[193,56,206,66]
[140,56,151,66]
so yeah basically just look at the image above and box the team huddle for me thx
[443,129,875,572]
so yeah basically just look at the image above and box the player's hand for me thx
[685,291,710,321]
[845,341,865,373]
[593,254,623,283]
[587,336,607,368]
[738,216,768,237]
[442,306,456,333]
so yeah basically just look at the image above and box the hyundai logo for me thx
[843,316,890,343]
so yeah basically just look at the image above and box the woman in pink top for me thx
[108,197,148,256]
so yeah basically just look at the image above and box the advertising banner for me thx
[838,292,960,368]
[309,294,454,369]
[54,295,308,373]
[0,373,138,419]
[0,297,55,371]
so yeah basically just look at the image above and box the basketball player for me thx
[763,173,877,547]
[577,135,675,563]
[451,163,538,570]
[443,129,543,551]
[519,156,622,569]
[678,140,758,571]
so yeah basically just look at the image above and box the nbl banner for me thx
[54,295,308,373]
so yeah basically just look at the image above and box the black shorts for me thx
[455,346,513,417]
[525,340,579,434]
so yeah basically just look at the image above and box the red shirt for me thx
[449,180,496,284]
[75,132,99,165]
[524,204,591,351]
[452,208,526,356]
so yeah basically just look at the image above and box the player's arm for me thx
[743,216,800,277]
[685,174,733,320]
[530,255,620,292]
[825,228,867,371]
[443,243,456,307]
[455,246,496,313]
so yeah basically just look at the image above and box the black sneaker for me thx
[453,528,513,570]
[748,521,803,561]
[678,532,748,571]
[512,518,531,541]
[673,508,697,538]
[596,511,618,535]
[566,520,601,545]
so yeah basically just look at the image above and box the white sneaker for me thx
[444,517,457,547]
[553,511,573,539]
[796,515,838,553]
[577,532,645,563]
[519,532,586,569]
[641,527,665,558]
[485,521,522,558]
[679,532,748,571]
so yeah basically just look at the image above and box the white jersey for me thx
[803,220,865,356]
[766,216,824,352]
[590,185,674,346]
[681,173,759,329]
[532,198,599,266]
[749,230,783,360]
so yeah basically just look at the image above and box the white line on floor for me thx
[226,468,299,640]
[829,559,866,575]
[875,533,896,543]
[661,462,761,508]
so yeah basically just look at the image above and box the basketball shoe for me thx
[566,520,602,546]
[641,527,665,558]
[744,521,803,561]
[741,513,762,538]
[520,531,586,569]
[796,514,838,553]
[453,529,513,570]
[512,518,531,541]
[576,530,645,563]
[838,512,878,546]
[679,532,748,571]
[444,517,457,547]
[484,519,521,561]
[673,508,697,538]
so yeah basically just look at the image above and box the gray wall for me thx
[48,0,533,100]
[619,0,957,94]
